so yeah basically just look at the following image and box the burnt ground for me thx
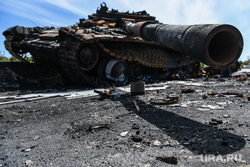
[0,77,249,166]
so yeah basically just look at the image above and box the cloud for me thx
[106,0,218,24]
[0,0,67,26]
[105,0,249,60]
[42,0,89,16]
[1,0,249,60]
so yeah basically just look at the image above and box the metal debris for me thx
[203,92,244,99]
[248,96,250,101]
[236,76,247,81]
[130,82,145,95]
[87,124,109,132]
[150,96,179,105]
[94,86,115,99]
[132,100,140,112]
[156,156,178,164]
[180,86,195,93]
[0,95,61,105]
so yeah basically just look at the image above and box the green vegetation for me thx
[0,51,35,62]
[0,55,20,62]
[0,51,20,62]
[72,22,80,28]
[200,62,206,69]
[0,56,10,62]
[240,56,250,68]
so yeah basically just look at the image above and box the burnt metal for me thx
[2,3,244,87]
[130,81,145,95]
[125,22,243,68]
[180,86,195,93]
[156,156,178,164]
[94,87,115,99]
[132,100,140,112]
[150,96,179,105]
[202,92,244,99]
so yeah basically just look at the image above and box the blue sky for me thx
[0,0,249,61]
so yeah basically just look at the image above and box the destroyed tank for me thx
[3,3,243,86]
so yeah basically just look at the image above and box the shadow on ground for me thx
[113,96,246,155]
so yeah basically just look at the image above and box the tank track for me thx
[5,32,190,87]
[58,36,99,86]
[98,42,188,69]
[4,35,31,63]
[58,33,189,86]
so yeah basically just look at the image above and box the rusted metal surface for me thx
[150,96,179,105]
[125,21,243,69]
[94,87,115,99]
[203,92,244,99]
[236,76,247,81]
[130,82,145,95]
[180,86,195,93]
[132,100,140,112]
[2,3,244,87]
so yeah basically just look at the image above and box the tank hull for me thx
[2,3,243,86]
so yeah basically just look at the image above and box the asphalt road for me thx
[0,77,249,167]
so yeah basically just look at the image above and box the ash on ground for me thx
[0,69,250,166]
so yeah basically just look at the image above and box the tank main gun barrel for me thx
[125,21,243,68]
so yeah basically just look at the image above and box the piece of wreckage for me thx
[2,2,243,87]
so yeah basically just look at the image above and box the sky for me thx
[0,0,250,61]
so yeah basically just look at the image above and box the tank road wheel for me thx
[58,36,102,86]
[79,46,99,71]
[105,59,125,82]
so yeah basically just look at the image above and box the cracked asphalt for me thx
[0,77,249,167]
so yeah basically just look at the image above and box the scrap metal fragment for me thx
[0,95,61,105]
[130,82,145,95]
[236,76,247,81]
[132,100,140,112]
[156,156,178,164]
[203,92,244,99]
[150,96,179,105]
[248,96,250,101]
[87,124,109,132]
[94,86,115,99]
[180,86,195,93]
